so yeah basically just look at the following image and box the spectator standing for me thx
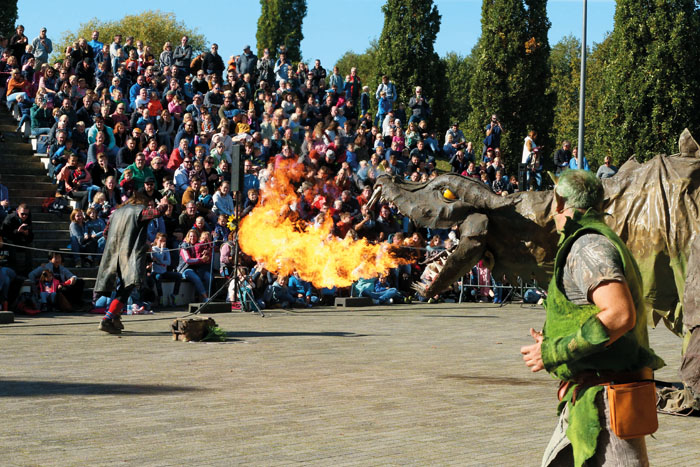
[483,114,503,156]
[87,30,103,57]
[202,43,225,80]
[521,130,538,164]
[9,25,28,63]
[109,34,123,73]
[408,86,430,124]
[569,147,590,171]
[159,41,173,69]
[173,36,192,85]
[31,27,52,68]
[553,140,572,175]
[310,59,326,87]
[236,45,257,80]
[256,48,274,86]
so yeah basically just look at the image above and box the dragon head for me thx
[370,173,556,297]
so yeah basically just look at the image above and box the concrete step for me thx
[0,144,35,155]
[29,212,70,222]
[4,181,56,191]
[0,158,46,168]
[7,188,57,199]
[33,229,70,240]
[0,167,51,176]
[32,220,67,231]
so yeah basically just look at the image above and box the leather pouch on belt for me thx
[607,381,658,439]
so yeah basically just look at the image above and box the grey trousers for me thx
[542,389,649,467]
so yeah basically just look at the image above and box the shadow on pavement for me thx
[0,380,203,397]
[226,331,368,338]
[439,374,552,386]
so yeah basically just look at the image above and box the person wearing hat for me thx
[31,27,52,68]
[138,176,162,204]
[202,43,225,80]
[236,44,257,79]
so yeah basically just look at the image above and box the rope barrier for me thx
[0,239,221,256]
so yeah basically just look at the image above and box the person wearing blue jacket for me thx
[288,271,318,307]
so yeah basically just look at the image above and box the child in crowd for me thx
[85,207,107,255]
[360,85,370,117]
[89,192,112,218]
[36,269,60,312]
[197,186,213,211]
[120,168,135,201]
[213,214,230,247]
[150,232,181,307]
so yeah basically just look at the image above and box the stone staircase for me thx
[0,107,98,297]
[1,106,221,308]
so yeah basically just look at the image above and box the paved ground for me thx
[0,303,696,466]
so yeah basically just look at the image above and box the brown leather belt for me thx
[558,368,653,402]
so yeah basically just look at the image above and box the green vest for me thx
[542,210,664,466]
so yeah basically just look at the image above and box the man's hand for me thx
[520,328,544,372]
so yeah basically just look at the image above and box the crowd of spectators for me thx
[0,24,618,312]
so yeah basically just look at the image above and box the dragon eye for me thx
[443,189,457,200]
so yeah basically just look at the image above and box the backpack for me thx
[47,196,71,214]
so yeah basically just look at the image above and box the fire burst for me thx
[238,159,404,289]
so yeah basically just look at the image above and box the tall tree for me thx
[256,0,307,62]
[0,0,18,40]
[51,11,206,64]
[375,0,447,131]
[467,0,553,171]
[598,0,700,161]
[548,36,582,151]
[443,50,475,132]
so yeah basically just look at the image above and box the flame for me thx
[238,159,405,288]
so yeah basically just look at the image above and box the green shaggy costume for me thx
[541,210,665,466]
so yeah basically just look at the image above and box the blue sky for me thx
[18,0,615,67]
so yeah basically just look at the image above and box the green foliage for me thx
[548,36,582,151]
[467,0,554,172]
[0,0,18,40]
[256,0,307,62]
[375,0,448,130]
[51,10,206,64]
[442,51,475,132]
[335,41,380,117]
[599,0,700,161]
[203,326,227,342]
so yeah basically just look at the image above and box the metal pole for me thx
[577,0,587,169]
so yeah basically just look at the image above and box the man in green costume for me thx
[520,170,665,466]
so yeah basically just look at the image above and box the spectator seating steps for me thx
[2,106,214,308]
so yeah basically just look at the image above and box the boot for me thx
[99,318,121,334]
[112,316,124,330]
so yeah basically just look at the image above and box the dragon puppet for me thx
[370,129,700,404]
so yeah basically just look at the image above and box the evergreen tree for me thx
[548,36,582,151]
[375,0,447,130]
[0,0,18,40]
[256,0,307,62]
[467,0,553,171]
[442,51,475,132]
[598,0,700,161]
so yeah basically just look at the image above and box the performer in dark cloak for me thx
[96,193,169,334]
